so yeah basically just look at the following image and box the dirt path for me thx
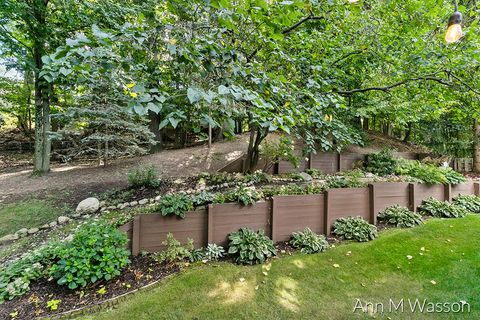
[0,136,248,205]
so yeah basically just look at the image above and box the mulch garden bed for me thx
[0,256,180,320]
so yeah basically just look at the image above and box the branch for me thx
[449,73,480,95]
[332,50,364,66]
[282,15,325,34]
[0,24,32,53]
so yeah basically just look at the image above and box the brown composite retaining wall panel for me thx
[278,159,308,174]
[310,153,338,174]
[339,153,366,171]
[121,182,480,255]
[209,201,271,247]
[133,209,208,255]
[271,194,325,242]
[451,182,475,198]
[325,187,370,234]
[412,183,445,209]
[371,182,410,214]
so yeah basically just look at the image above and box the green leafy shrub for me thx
[155,233,194,264]
[224,185,264,205]
[189,248,206,263]
[332,217,377,242]
[259,137,299,173]
[191,191,215,207]
[49,223,130,290]
[228,228,276,265]
[127,165,160,188]
[364,149,397,176]
[395,160,465,185]
[243,170,272,184]
[453,195,480,213]
[290,228,328,254]
[261,183,324,197]
[305,168,323,179]
[205,243,226,261]
[418,197,468,218]
[440,167,466,184]
[325,171,366,189]
[201,172,238,185]
[157,193,194,218]
[377,205,423,228]
[0,242,61,303]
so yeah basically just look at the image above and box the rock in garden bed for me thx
[0,256,180,320]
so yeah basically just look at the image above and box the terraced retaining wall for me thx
[120,182,479,255]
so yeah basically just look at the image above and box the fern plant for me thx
[377,205,423,228]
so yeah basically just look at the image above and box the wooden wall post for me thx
[324,191,331,235]
[207,204,214,244]
[475,183,480,196]
[132,216,141,256]
[308,153,313,170]
[337,153,342,172]
[408,183,416,212]
[368,184,376,224]
[444,184,452,202]
[271,198,276,242]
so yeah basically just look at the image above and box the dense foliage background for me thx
[1,0,479,172]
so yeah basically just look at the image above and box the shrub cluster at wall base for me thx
[0,222,129,304]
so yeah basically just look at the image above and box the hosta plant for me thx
[49,222,130,290]
[157,193,194,218]
[205,243,226,261]
[332,217,377,242]
[224,185,263,206]
[290,228,328,254]
[418,197,468,218]
[452,195,480,214]
[228,228,276,265]
[377,205,423,228]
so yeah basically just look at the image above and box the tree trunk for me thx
[245,127,267,173]
[32,1,51,175]
[473,120,480,172]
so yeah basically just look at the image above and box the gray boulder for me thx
[0,234,19,244]
[76,197,100,214]
[58,216,71,224]
[299,172,313,181]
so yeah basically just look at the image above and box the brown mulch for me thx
[0,256,180,320]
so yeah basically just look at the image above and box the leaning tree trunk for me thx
[245,127,268,173]
[473,120,480,172]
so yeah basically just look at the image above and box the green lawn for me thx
[81,216,480,320]
[0,200,62,237]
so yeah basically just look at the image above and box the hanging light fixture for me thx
[445,1,462,43]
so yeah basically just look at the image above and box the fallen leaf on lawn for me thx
[446,239,451,242]
[406,255,413,260]
[430,280,437,285]
[331,244,336,248]
[262,271,268,276]
[239,278,245,282]
[333,264,340,268]
[361,283,366,287]
[255,285,259,290]
[420,247,425,251]
[419,253,424,256]
[346,251,352,256]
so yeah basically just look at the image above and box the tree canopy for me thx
[1,0,479,172]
